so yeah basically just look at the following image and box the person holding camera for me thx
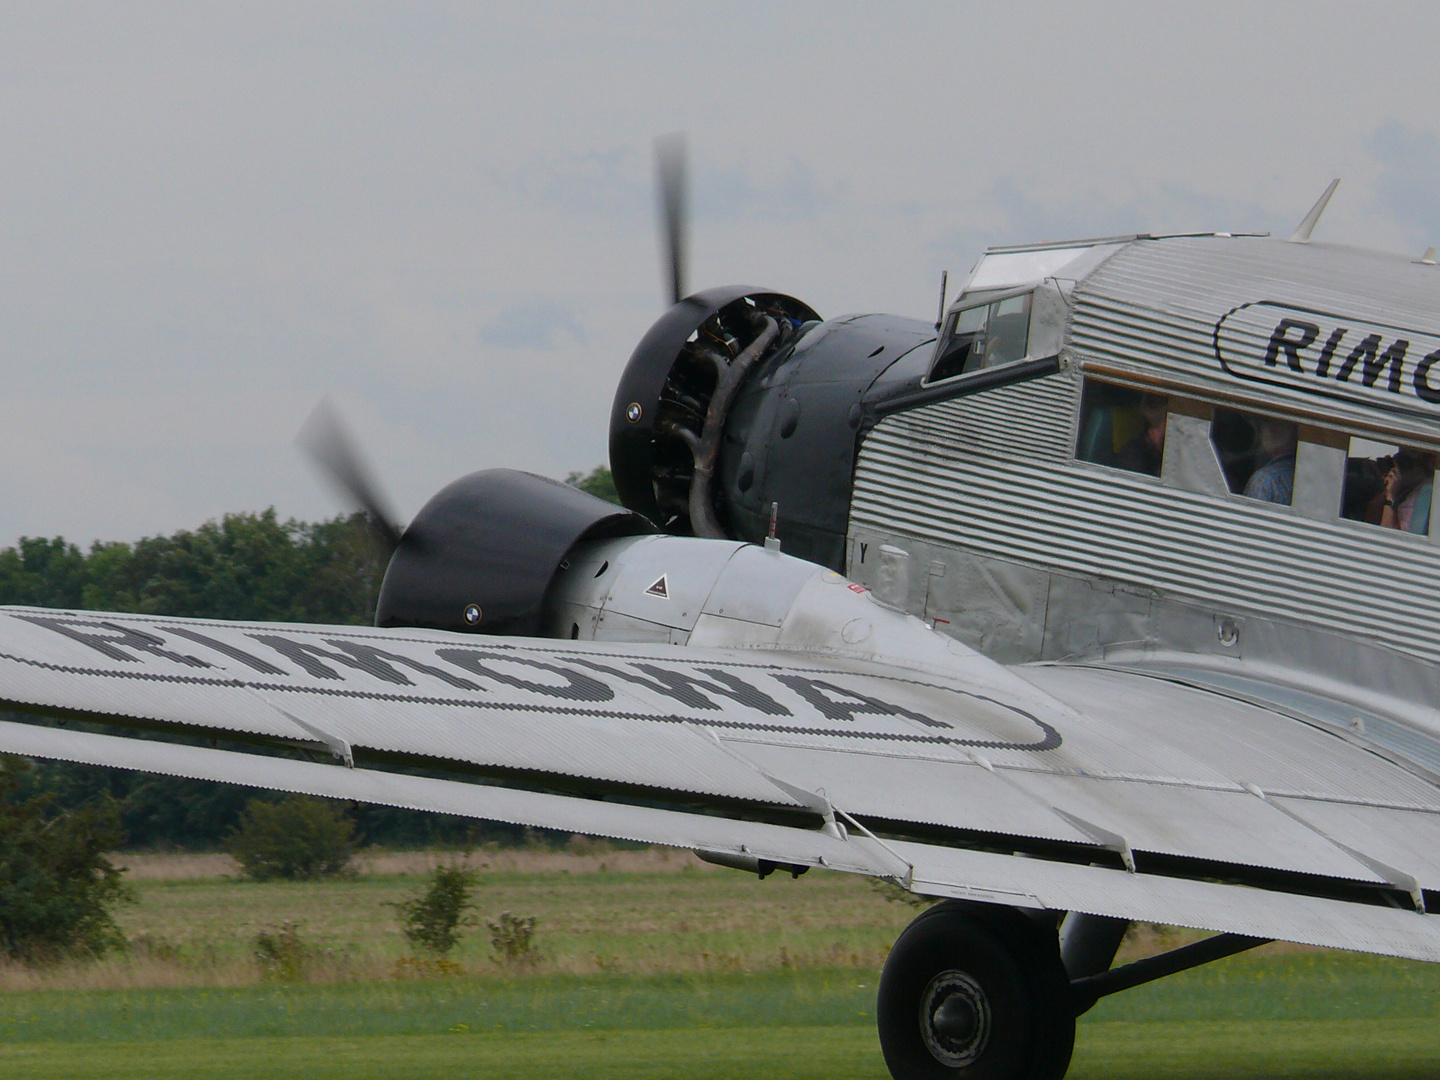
[1380,448,1436,534]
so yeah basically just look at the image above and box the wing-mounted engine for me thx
[541,528,968,676]
[608,287,819,537]
[374,469,652,636]
[370,461,951,673]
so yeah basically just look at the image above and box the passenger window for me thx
[1074,380,1168,477]
[1209,408,1297,506]
[1341,437,1436,535]
[928,294,1032,383]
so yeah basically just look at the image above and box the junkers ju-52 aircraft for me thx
[4,146,1440,1078]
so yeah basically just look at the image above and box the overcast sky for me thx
[4,2,1440,546]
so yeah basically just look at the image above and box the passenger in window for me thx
[1342,456,1385,522]
[1380,449,1436,534]
[1241,419,1298,505]
[1114,394,1169,477]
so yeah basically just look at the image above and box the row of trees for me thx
[0,467,618,618]
[0,509,385,623]
[3,466,620,852]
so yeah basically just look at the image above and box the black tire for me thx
[877,903,1075,1080]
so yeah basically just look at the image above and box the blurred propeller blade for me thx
[655,132,688,306]
[296,399,405,554]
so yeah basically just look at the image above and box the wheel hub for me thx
[920,969,992,1068]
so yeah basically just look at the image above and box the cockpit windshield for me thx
[928,293,1031,383]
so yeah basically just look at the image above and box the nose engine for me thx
[608,287,819,537]
[609,288,936,570]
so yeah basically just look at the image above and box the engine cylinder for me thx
[608,287,819,532]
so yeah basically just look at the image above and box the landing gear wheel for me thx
[877,902,1075,1080]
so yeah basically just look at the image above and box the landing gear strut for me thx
[877,901,1074,1080]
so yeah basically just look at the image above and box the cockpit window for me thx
[929,294,1031,383]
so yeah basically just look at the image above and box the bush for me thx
[392,864,478,956]
[226,795,355,881]
[0,757,130,964]
[254,921,310,981]
[487,910,538,967]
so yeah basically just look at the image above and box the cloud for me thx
[478,301,587,351]
[505,140,840,230]
[992,176,1274,244]
[696,159,838,225]
[506,147,649,219]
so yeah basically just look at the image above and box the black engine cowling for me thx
[375,469,652,636]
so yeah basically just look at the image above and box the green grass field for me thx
[3,851,1439,1078]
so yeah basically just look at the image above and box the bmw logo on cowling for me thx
[463,603,482,626]
[625,402,643,423]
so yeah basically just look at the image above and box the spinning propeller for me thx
[296,399,405,555]
[655,132,689,307]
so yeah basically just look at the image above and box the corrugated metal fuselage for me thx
[847,235,1440,741]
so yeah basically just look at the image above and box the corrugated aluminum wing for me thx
[4,607,1440,957]
[7,712,1440,964]
[895,841,1440,962]
[16,720,1440,961]
[0,719,891,880]
[1016,665,1440,807]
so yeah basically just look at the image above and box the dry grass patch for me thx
[112,844,712,881]
[111,853,239,881]
[5,848,912,991]
[1114,923,1330,965]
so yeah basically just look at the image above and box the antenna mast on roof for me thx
[1287,179,1340,244]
